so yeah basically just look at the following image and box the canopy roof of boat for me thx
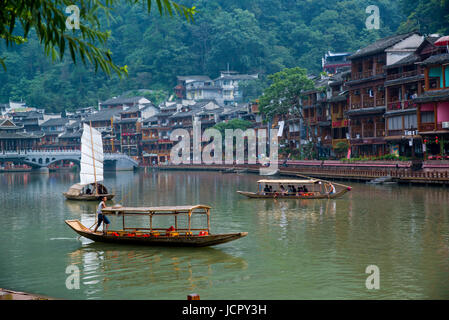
[65,182,108,196]
[257,179,319,184]
[102,204,211,215]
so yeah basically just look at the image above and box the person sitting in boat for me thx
[93,196,110,234]
[263,185,270,194]
[97,184,106,195]
[269,185,273,193]
[291,185,297,194]
[85,187,92,195]
[280,185,287,195]
[302,185,308,193]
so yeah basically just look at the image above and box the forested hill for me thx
[0,0,447,112]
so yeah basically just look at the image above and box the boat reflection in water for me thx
[67,243,248,299]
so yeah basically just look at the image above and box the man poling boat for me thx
[65,204,248,247]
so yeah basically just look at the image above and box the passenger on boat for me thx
[97,184,106,194]
[280,185,287,195]
[93,196,110,233]
[291,185,297,193]
[85,187,92,195]
[302,185,308,193]
[269,186,273,193]
[263,185,270,194]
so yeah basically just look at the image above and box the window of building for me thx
[388,116,402,130]
[404,114,417,129]
[421,111,434,123]
[429,67,443,89]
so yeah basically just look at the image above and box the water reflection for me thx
[1,170,449,299]
[67,243,248,299]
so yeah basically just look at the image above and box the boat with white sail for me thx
[63,123,114,201]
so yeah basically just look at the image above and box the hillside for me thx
[0,0,437,112]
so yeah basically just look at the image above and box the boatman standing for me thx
[328,183,336,195]
[93,196,110,233]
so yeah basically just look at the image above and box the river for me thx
[0,169,448,299]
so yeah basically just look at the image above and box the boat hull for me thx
[236,188,349,199]
[63,193,115,201]
[65,219,247,247]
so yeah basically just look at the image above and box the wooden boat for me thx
[63,123,114,201]
[65,204,247,247]
[237,178,351,199]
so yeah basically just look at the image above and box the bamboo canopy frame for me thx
[294,173,352,190]
[101,205,212,235]
[237,175,352,199]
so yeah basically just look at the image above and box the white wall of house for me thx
[386,34,424,66]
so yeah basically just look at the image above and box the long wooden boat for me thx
[237,178,351,199]
[65,204,247,247]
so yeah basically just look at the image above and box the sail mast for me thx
[89,121,98,196]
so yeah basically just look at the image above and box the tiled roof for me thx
[0,131,43,139]
[83,109,121,122]
[345,106,386,117]
[177,75,211,82]
[419,53,449,66]
[413,88,449,103]
[59,130,82,139]
[350,32,418,59]
[385,54,420,69]
[101,96,147,106]
[40,118,69,127]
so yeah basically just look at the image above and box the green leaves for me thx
[258,67,315,120]
[0,0,196,75]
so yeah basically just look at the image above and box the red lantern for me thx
[435,136,439,144]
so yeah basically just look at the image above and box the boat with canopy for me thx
[65,204,247,247]
[237,177,351,199]
[63,123,114,201]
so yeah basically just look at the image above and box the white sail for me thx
[80,123,104,185]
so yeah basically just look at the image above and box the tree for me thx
[0,0,196,76]
[258,67,314,119]
[213,118,253,136]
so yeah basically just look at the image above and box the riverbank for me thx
[0,288,54,300]
[153,162,449,185]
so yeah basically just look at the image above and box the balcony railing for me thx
[419,123,436,132]
[376,98,385,106]
[387,100,418,111]
[386,70,419,81]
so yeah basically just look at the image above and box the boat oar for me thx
[295,173,352,190]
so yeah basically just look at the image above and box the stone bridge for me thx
[0,150,139,171]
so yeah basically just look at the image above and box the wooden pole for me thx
[188,210,191,233]
[295,172,352,190]
[89,121,98,196]
[207,209,210,234]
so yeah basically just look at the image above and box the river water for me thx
[0,169,448,299]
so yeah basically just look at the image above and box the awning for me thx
[384,135,421,141]
[434,36,449,47]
